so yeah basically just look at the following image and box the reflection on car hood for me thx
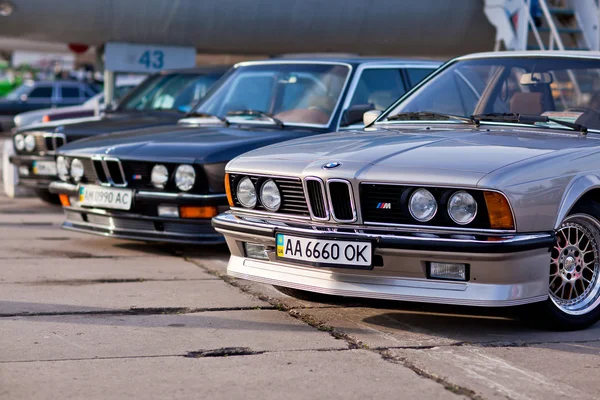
[17,111,181,136]
[228,125,598,187]
[57,123,321,164]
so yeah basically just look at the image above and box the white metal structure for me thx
[484,0,600,51]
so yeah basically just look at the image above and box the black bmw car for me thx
[49,57,440,244]
[9,66,228,203]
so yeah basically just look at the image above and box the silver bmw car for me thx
[213,51,600,330]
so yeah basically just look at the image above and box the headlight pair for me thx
[409,188,477,225]
[151,164,196,192]
[236,177,281,212]
[14,134,35,152]
[56,157,84,182]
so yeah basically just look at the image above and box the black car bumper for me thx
[50,182,227,245]
[9,154,57,190]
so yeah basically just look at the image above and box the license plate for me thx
[32,160,57,176]
[78,185,133,210]
[276,233,372,267]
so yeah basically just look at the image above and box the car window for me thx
[196,64,350,126]
[5,83,34,100]
[349,68,407,110]
[28,86,53,99]
[60,86,81,99]
[405,68,435,87]
[393,65,488,116]
[120,74,219,112]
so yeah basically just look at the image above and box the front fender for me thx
[554,174,600,229]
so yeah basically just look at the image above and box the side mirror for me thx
[363,110,382,126]
[341,104,375,126]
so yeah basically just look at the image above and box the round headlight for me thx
[236,177,257,208]
[175,164,195,191]
[448,191,478,225]
[14,134,25,151]
[409,188,437,222]
[56,156,69,181]
[151,164,169,189]
[260,179,281,212]
[24,134,35,152]
[70,159,84,182]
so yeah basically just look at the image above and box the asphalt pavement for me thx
[1,150,599,399]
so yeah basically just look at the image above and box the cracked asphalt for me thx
[1,174,600,398]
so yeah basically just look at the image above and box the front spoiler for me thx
[214,212,555,307]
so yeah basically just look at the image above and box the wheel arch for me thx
[555,174,600,229]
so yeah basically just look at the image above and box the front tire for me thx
[541,205,600,330]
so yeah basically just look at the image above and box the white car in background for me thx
[13,76,145,129]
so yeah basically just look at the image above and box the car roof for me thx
[160,65,233,75]
[457,50,600,61]
[235,56,442,68]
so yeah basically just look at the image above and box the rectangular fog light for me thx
[428,262,468,281]
[244,243,269,261]
[158,205,179,218]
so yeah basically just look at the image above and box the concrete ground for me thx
[1,159,599,399]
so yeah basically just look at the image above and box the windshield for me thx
[385,56,600,130]
[5,82,34,101]
[119,73,220,112]
[194,63,350,126]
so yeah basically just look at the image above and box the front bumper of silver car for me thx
[213,211,556,307]
[50,181,227,245]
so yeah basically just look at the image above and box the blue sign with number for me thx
[105,42,195,73]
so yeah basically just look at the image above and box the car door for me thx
[338,65,437,130]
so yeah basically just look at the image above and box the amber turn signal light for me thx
[42,115,51,123]
[179,206,218,219]
[225,173,234,207]
[58,194,71,207]
[483,191,514,230]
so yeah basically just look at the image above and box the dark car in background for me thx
[0,80,100,131]
[49,57,440,243]
[9,66,228,203]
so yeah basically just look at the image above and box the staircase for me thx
[484,0,600,51]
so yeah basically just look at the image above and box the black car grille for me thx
[90,158,127,186]
[78,157,208,192]
[229,174,309,216]
[327,180,355,221]
[305,179,328,219]
[360,183,492,229]
[30,133,65,153]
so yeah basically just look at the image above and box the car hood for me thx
[228,125,595,187]
[18,111,182,136]
[58,123,321,164]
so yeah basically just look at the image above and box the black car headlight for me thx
[175,164,195,191]
[24,134,35,152]
[448,191,477,225]
[56,156,69,181]
[409,188,437,222]
[260,179,281,212]
[236,177,257,208]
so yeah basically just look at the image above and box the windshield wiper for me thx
[472,113,587,135]
[227,109,284,128]
[183,111,229,125]
[387,111,478,125]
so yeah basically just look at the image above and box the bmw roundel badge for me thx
[323,162,341,169]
